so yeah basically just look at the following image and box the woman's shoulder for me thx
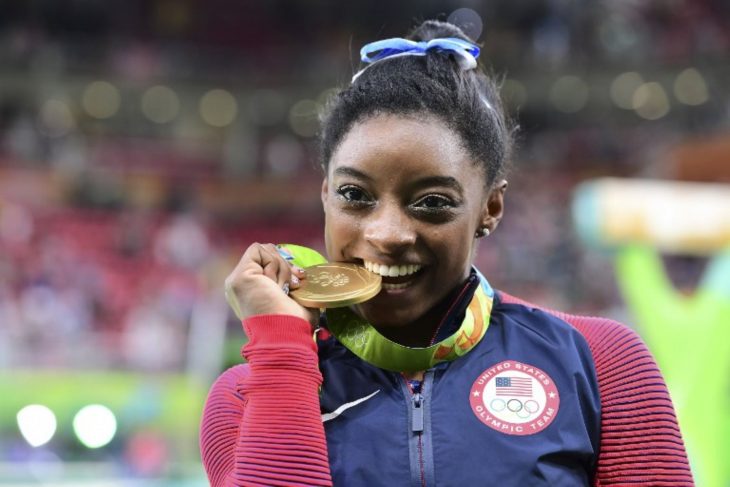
[493,289,669,417]
[495,290,643,359]
[496,290,693,485]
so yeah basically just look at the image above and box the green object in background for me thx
[615,245,730,487]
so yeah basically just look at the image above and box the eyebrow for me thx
[332,166,373,182]
[411,176,464,195]
[333,166,464,195]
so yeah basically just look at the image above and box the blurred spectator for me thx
[153,212,210,270]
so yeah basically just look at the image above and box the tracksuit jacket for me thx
[200,270,693,486]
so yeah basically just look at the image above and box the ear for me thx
[479,179,508,233]
[321,177,329,207]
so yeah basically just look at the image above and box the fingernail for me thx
[282,283,290,295]
[294,266,305,275]
[291,275,300,286]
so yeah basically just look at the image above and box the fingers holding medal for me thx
[225,243,312,323]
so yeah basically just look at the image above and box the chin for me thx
[354,300,425,330]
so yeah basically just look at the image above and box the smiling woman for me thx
[322,115,505,340]
[200,20,693,487]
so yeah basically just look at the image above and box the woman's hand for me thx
[225,243,317,325]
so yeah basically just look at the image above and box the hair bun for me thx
[408,20,475,44]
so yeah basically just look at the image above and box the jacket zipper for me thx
[405,376,427,486]
[412,390,425,486]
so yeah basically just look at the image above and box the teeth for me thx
[363,261,422,277]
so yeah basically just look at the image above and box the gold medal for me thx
[291,263,382,308]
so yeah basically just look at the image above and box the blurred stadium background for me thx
[0,0,728,485]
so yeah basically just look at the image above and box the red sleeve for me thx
[199,315,332,486]
[570,318,694,486]
[499,293,694,486]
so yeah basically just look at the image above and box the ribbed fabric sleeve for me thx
[499,292,694,486]
[200,314,332,486]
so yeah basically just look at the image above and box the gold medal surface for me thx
[291,263,382,308]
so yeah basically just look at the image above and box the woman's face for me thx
[322,114,505,328]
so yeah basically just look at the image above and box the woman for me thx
[200,21,693,486]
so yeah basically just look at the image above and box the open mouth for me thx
[362,260,423,290]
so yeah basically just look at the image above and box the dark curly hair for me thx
[319,20,514,186]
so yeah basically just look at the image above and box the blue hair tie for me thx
[353,37,480,82]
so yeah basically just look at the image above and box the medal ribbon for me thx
[279,244,493,372]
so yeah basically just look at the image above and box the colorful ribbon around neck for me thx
[278,244,493,372]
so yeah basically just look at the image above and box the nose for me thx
[362,202,416,255]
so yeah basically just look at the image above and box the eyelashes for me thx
[413,194,454,210]
[336,185,370,204]
[334,184,459,221]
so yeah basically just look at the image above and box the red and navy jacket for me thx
[201,278,694,486]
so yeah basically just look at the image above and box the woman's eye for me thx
[415,195,452,209]
[336,186,369,203]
